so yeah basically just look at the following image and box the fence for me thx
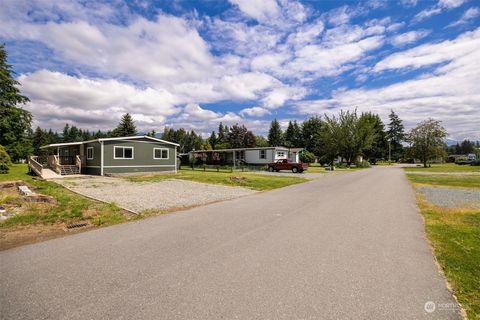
[180,164,267,173]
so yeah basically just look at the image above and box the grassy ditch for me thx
[407,174,480,319]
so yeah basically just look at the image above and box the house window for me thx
[259,150,266,159]
[114,146,134,159]
[86,147,94,160]
[153,148,169,159]
[277,151,285,157]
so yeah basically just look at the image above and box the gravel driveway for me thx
[58,177,256,212]
[418,186,480,208]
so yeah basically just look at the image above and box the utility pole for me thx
[388,139,391,163]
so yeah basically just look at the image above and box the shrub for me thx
[300,150,316,164]
[0,145,12,174]
[355,160,371,168]
[471,160,480,166]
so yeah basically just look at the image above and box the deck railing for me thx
[28,156,43,176]
[48,155,61,174]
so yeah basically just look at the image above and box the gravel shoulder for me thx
[57,176,256,212]
[418,186,480,209]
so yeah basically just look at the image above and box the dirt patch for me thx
[0,223,95,251]
[229,176,248,183]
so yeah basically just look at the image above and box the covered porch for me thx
[28,142,86,178]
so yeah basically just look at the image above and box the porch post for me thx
[232,151,236,169]
[100,141,104,176]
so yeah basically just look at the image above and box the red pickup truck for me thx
[267,159,308,173]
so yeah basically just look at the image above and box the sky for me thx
[1,0,479,141]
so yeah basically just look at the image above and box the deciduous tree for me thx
[407,119,447,168]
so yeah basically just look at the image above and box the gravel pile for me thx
[59,177,256,212]
[418,186,480,208]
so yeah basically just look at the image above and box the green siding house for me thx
[28,136,179,178]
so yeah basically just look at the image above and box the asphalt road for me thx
[1,167,462,319]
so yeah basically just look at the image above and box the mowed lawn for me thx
[125,168,308,190]
[408,174,480,188]
[407,173,480,319]
[404,163,480,173]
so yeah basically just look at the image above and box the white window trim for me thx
[259,150,266,159]
[153,147,169,159]
[277,151,285,157]
[86,147,94,160]
[113,146,134,159]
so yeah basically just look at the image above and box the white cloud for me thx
[287,35,384,77]
[391,30,431,46]
[399,0,418,7]
[240,107,271,117]
[413,0,467,22]
[18,70,180,130]
[183,104,221,120]
[295,28,480,140]
[228,0,281,23]
[375,28,480,72]
[447,7,480,27]
[438,0,466,9]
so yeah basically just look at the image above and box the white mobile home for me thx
[190,147,302,166]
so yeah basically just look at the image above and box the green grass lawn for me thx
[407,174,480,188]
[404,163,480,173]
[0,164,137,250]
[125,168,308,191]
[408,174,480,319]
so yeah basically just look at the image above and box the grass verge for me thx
[404,163,480,173]
[125,169,308,191]
[407,174,480,188]
[0,164,139,250]
[408,174,480,319]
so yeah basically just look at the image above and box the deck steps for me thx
[60,165,80,175]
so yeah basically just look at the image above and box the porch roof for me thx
[40,141,84,149]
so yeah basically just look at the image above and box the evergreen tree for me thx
[268,119,284,146]
[284,121,295,148]
[112,113,137,137]
[218,123,227,144]
[292,120,303,147]
[32,127,48,154]
[146,130,156,137]
[0,44,33,160]
[244,130,256,148]
[386,110,405,161]
[208,131,217,149]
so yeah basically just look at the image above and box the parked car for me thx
[267,159,308,173]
